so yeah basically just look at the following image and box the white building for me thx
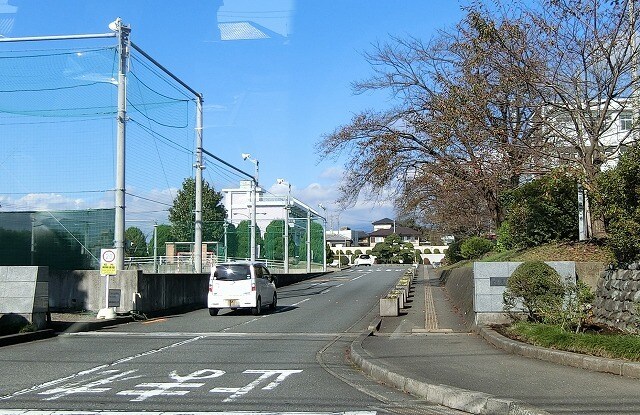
[221,180,324,237]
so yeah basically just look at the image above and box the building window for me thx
[620,112,632,131]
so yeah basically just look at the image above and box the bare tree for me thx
[318,11,544,234]
[496,0,640,237]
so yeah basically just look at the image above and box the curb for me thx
[476,326,640,380]
[49,315,135,334]
[0,329,56,347]
[0,315,135,348]
[349,331,552,415]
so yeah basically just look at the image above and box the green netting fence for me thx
[0,36,197,269]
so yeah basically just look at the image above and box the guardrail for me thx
[379,266,417,317]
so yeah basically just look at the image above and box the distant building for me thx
[221,180,322,235]
[325,227,366,248]
[366,218,421,246]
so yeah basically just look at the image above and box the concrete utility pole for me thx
[194,95,204,272]
[242,154,259,262]
[114,18,130,271]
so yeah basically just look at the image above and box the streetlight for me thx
[318,203,327,272]
[241,153,259,261]
[277,179,292,273]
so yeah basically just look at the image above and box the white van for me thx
[207,262,277,316]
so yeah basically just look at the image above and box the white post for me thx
[306,209,311,273]
[319,205,327,272]
[104,275,110,309]
[284,184,290,273]
[153,223,158,273]
[223,221,228,262]
[250,180,256,262]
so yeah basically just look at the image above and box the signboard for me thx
[100,248,117,276]
[108,289,121,308]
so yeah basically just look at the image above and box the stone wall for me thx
[593,268,640,333]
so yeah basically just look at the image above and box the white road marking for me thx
[62,331,360,339]
[210,369,302,402]
[0,411,376,415]
[0,336,205,401]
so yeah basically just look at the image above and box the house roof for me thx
[372,218,394,225]
[367,226,421,238]
[326,234,349,242]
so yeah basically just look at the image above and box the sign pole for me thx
[98,248,118,319]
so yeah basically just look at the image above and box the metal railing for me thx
[123,255,324,274]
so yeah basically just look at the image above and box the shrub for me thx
[414,250,422,264]
[354,249,362,255]
[459,236,494,259]
[444,240,463,264]
[433,248,440,254]
[593,145,640,265]
[423,248,432,254]
[503,261,565,323]
[19,323,37,333]
[346,250,352,255]
[562,280,595,332]
[498,171,578,250]
[339,255,349,266]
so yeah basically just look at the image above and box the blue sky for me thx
[0,0,466,232]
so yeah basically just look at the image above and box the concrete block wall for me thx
[49,270,140,313]
[592,268,640,333]
[136,272,208,315]
[0,266,49,330]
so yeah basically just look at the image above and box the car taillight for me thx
[251,282,256,291]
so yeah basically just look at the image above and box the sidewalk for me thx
[351,266,640,415]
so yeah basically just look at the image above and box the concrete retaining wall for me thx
[50,270,140,313]
[0,266,49,330]
[593,268,640,333]
[46,269,324,315]
[439,267,474,326]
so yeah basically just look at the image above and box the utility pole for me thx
[194,95,204,273]
[114,18,130,271]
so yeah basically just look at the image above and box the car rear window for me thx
[213,264,251,281]
[360,255,370,259]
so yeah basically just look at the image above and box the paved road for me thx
[0,266,464,415]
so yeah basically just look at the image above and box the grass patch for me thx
[502,321,640,361]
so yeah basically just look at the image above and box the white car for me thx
[207,262,277,316]
[354,254,374,266]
